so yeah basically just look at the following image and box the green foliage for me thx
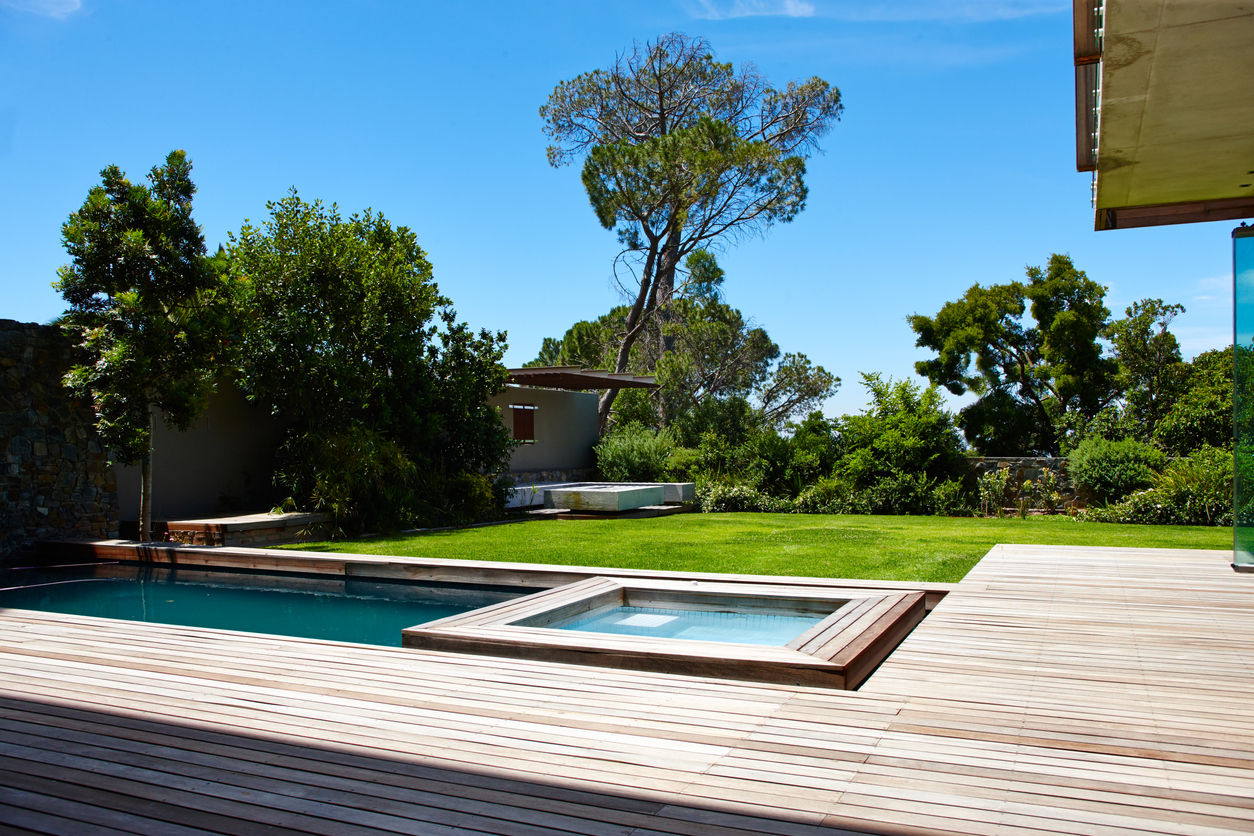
[1078,446,1232,526]
[56,150,234,465]
[670,395,761,449]
[1068,436,1165,503]
[784,412,842,488]
[977,469,1011,517]
[278,426,417,534]
[910,254,1118,455]
[850,471,938,516]
[791,475,849,514]
[932,479,975,517]
[426,472,500,527]
[56,149,235,539]
[1021,470,1063,514]
[232,192,512,534]
[1053,403,1140,455]
[1153,347,1233,455]
[534,291,838,434]
[654,295,780,422]
[834,373,967,490]
[677,375,966,516]
[595,422,675,482]
[608,386,662,428]
[696,481,788,513]
[661,446,705,482]
[542,33,842,427]
[699,472,970,517]
[581,115,809,238]
[1108,299,1189,437]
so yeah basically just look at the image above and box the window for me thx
[510,404,537,443]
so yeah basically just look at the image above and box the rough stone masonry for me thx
[1,319,118,563]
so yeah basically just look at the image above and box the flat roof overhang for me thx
[1075,0,1254,230]
[506,366,658,390]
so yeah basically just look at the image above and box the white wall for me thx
[113,381,283,520]
[488,386,598,472]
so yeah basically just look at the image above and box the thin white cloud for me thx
[688,0,1065,22]
[0,0,81,18]
[690,0,816,20]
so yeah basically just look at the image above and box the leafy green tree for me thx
[783,411,842,490]
[56,150,234,541]
[531,289,836,433]
[909,254,1119,455]
[1154,347,1233,455]
[231,192,512,533]
[542,33,842,426]
[834,373,967,491]
[1108,299,1190,437]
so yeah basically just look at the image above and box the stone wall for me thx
[966,456,1071,485]
[1,320,118,562]
[966,456,1082,509]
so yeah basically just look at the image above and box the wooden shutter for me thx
[512,405,535,443]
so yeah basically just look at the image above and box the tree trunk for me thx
[597,239,662,432]
[140,405,154,542]
[655,225,683,360]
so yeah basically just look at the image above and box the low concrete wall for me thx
[489,386,598,474]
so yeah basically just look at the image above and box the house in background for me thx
[493,366,655,485]
[114,366,655,521]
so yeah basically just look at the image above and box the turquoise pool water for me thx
[0,565,529,647]
[557,605,826,646]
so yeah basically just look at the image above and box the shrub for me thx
[1021,469,1063,514]
[279,426,418,536]
[977,469,1011,517]
[792,475,853,514]
[835,374,967,490]
[425,471,499,526]
[696,481,787,513]
[855,472,937,515]
[595,422,675,482]
[662,446,703,482]
[932,479,974,517]
[1067,437,1165,503]
[1078,446,1232,526]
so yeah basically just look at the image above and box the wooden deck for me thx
[1,544,1252,835]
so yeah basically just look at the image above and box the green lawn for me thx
[283,513,1232,584]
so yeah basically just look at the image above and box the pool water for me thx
[0,565,529,647]
[557,605,826,646]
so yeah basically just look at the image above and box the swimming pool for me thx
[0,562,536,647]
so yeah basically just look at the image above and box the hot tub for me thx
[402,576,926,689]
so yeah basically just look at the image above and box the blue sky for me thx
[0,0,1236,417]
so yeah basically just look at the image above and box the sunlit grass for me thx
[283,513,1232,584]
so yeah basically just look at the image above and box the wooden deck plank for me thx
[1,543,1250,835]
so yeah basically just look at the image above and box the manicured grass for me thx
[283,513,1232,584]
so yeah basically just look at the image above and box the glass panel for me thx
[1233,227,1254,569]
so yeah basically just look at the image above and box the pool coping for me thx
[37,539,955,610]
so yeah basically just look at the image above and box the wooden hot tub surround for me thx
[402,576,926,689]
